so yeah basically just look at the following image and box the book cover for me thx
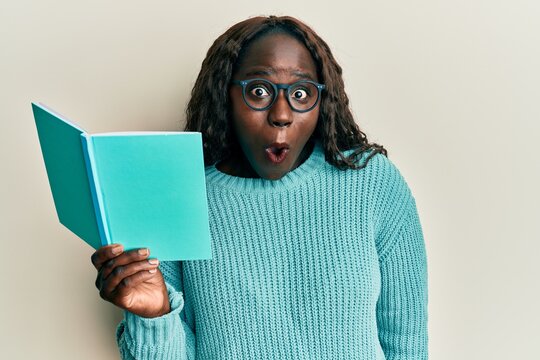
[32,102,212,261]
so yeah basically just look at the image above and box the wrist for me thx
[153,296,171,318]
[136,292,171,319]
[156,297,171,317]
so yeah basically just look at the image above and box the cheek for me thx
[231,108,265,147]
[229,97,249,137]
[299,110,319,136]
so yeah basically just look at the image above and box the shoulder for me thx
[338,148,416,238]
[339,148,413,208]
[364,152,413,208]
[356,152,420,259]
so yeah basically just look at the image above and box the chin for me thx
[259,171,285,180]
[258,168,288,181]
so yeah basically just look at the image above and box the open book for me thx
[32,102,212,261]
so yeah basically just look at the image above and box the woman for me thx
[92,15,428,360]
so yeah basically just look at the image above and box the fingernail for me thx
[148,259,159,265]
[111,245,123,255]
[148,269,157,274]
[138,248,149,256]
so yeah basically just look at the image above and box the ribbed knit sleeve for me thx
[115,261,196,360]
[376,198,429,360]
[370,154,414,262]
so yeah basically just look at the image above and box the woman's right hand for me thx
[91,244,170,318]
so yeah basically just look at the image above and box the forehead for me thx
[234,33,318,81]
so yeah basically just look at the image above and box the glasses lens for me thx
[244,80,275,110]
[288,82,319,111]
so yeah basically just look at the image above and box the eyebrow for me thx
[244,68,316,81]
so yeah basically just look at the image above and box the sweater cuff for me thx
[119,284,185,358]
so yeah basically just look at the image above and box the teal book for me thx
[32,102,212,261]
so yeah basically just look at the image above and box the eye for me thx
[249,85,271,98]
[290,83,314,103]
[292,89,308,100]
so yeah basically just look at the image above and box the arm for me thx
[116,261,196,360]
[376,200,429,360]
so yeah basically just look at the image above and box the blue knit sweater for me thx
[116,142,429,359]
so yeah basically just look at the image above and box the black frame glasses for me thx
[231,78,326,113]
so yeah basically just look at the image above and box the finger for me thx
[95,270,103,290]
[91,244,124,270]
[100,248,151,280]
[101,258,160,295]
[114,268,161,298]
[94,247,150,291]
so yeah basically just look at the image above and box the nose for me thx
[267,89,292,128]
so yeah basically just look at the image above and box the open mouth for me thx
[265,143,290,164]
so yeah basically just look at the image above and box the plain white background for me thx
[1,1,538,358]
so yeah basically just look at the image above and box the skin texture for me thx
[91,33,321,318]
[91,245,170,318]
[217,33,320,180]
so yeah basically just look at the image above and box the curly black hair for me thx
[185,15,387,170]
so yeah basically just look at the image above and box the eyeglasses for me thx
[231,78,325,113]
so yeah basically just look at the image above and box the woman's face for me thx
[225,33,320,180]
